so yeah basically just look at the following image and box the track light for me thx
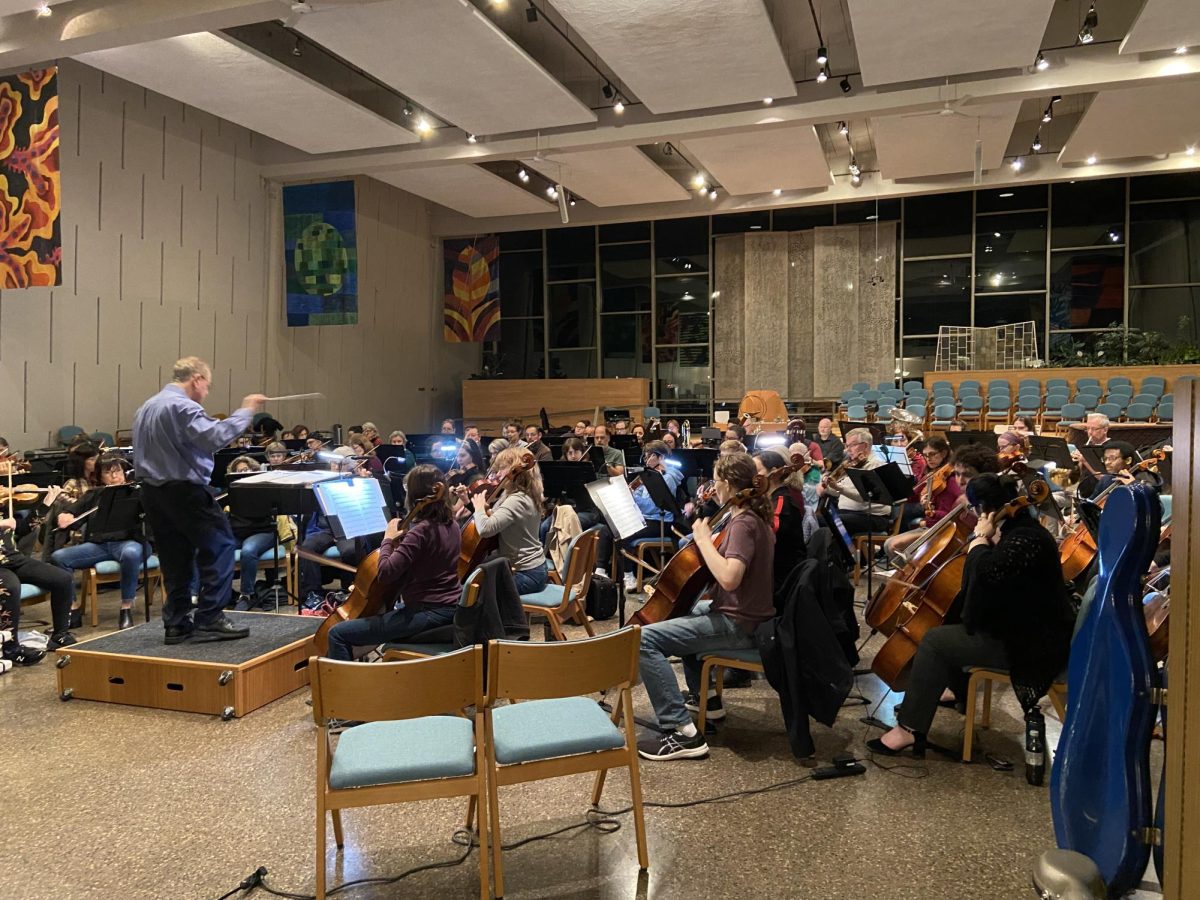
[1086,155,1098,165]
[840,77,852,94]
[1032,133,1042,152]
[602,83,614,100]
[1175,46,1188,55]
[1187,146,1197,156]
[772,188,782,197]
[526,6,538,22]
[415,117,432,135]
[850,172,862,186]
[848,159,861,177]
[35,3,51,17]
[402,103,414,117]
[816,66,828,84]
[613,97,625,114]
[691,173,706,189]
[1042,107,1053,124]
[1010,157,1024,172]
[708,188,718,200]
[569,197,577,206]
[1035,51,1049,71]
[546,185,558,199]
[517,168,529,182]
[763,97,773,105]
[817,46,828,65]
[466,133,477,144]
[1078,4,1096,44]
[837,121,848,135]
[291,37,302,57]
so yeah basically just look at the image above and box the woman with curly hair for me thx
[468,446,548,596]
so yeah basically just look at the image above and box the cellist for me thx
[323,465,461,662]
[636,452,775,762]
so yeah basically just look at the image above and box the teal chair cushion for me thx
[328,716,475,789]
[20,583,46,601]
[491,696,625,765]
[93,555,158,576]
[323,546,341,559]
[520,585,578,609]
[701,647,762,665]
[383,643,456,657]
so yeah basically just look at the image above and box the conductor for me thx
[133,357,266,644]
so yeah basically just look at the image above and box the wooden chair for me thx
[961,666,1068,763]
[482,628,648,897]
[697,648,765,732]
[80,556,164,627]
[851,504,904,586]
[309,648,490,900]
[520,528,598,640]
[631,535,673,592]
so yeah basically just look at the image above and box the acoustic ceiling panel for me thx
[522,146,690,206]
[848,0,1055,86]
[371,165,554,218]
[1121,0,1200,55]
[75,32,417,155]
[296,0,596,136]
[545,0,795,114]
[1059,81,1200,163]
[683,125,833,195]
[872,101,1022,180]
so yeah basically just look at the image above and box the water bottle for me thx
[1025,707,1046,786]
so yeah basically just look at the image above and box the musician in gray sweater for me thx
[471,447,549,596]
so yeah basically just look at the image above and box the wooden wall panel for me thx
[463,378,649,430]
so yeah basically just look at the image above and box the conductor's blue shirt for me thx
[133,383,252,486]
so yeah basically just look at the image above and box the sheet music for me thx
[235,470,344,486]
[588,476,646,540]
[313,478,388,539]
[885,446,913,477]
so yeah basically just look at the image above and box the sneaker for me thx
[3,639,45,666]
[623,573,638,592]
[47,631,77,651]
[594,567,609,578]
[637,728,709,761]
[683,692,726,721]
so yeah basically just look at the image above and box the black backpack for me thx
[586,574,618,621]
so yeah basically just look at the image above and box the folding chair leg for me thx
[591,767,608,807]
[576,600,596,637]
[331,808,344,850]
[545,612,566,642]
[90,576,100,628]
[485,734,505,899]
[962,672,980,763]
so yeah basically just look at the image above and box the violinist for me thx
[816,428,889,536]
[347,433,384,476]
[386,431,417,471]
[1012,415,1038,438]
[360,422,382,447]
[553,437,615,576]
[1,487,76,655]
[637,451,775,761]
[868,474,1074,758]
[447,441,486,522]
[324,465,462,662]
[996,431,1031,474]
[754,449,806,593]
[522,425,553,462]
[292,424,310,441]
[880,437,961,572]
[632,423,646,444]
[51,454,150,630]
[264,441,288,466]
[469,447,549,596]
[1090,441,1162,499]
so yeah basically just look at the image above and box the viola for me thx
[630,475,767,626]
[313,483,447,656]
[456,451,537,579]
[870,481,1051,690]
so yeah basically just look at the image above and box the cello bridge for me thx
[900,600,919,616]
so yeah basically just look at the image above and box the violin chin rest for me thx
[1031,849,1105,900]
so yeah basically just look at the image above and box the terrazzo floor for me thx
[3,585,1159,900]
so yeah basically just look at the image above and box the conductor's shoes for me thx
[164,624,194,645]
[193,615,250,642]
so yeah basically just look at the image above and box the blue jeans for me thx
[639,600,755,730]
[326,603,456,662]
[514,565,548,596]
[238,532,282,590]
[52,540,150,602]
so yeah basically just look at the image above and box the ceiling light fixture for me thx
[1187,145,1197,156]
[708,189,718,200]
[517,168,529,182]
[1042,106,1053,124]
[35,3,51,17]
[763,97,773,105]
[837,120,848,135]
[999,192,1014,198]
[1086,154,1098,165]
[850,172,862,186]
[1032,133,1042,152]
[466,133,477,144]
[848,159,861,177]
[602,83,614,100]
[415,117,432,135]
[840,77,852,94]
[1035,51,1049,71]
[569,197,577,206]
[1175,46,1187,55]
[817,46,828,65]
[402,103,414,117]
[1010,157,1024,171]
[546,185,558,199]
[613,97,625,114]
[816,66,829,83]
[691,172,707,189]
[1078,3,1097,44]
[773,188,782,197]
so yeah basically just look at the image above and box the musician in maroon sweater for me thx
[324,465,461,661]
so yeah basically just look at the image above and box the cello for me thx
[456,450,536,579]
[313,483,447,656]
[871,480,1051,690]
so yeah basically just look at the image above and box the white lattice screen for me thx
[935,321,1040,371]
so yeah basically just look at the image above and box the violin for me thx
[922,463,953,519]
[631,474,768,626]
[313,484,447,656]
[0,484,51,506]
[457,451,537,579]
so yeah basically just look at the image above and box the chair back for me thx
[642,406,661,420]
[932,403,957,421]
[1125,402,1153,422]
[561,527,600,600]
[960,396,984,412]
[1158,402,1173,421]
[902,380,923,393]
[861,389,881,405]
[310,646,483,724]
[846,404,867,420]
[1096,402,1124,420]
[57,425,84,446]
[850,382,870,394]
[1060,402,1086,421]
[460,566,486,608]
[90,431,115,446]
[487,627,641,702]
[931,380,952,393]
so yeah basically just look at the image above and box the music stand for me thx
[945,430,999,452]
[846,463,911,605]
[672,448,718,481]
[313,478,389,541]
[586,476,647,627]
[538,461,598,513]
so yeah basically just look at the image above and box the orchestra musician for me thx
[324,465,462,661]
[636,451,775,761]
[1011,415,1038,438]
[359,422,382,447]
[263,441,288,466]
[522,424,553,462]
[292,424,310,441]
[724,423,747,444]
[501,421,525,449]
[1,507,76,659]
[754,449,806,594]
[347,433,384,476]
[447,441,486,522]
[592,423,625,476]
[613,420,629,435]
[879,437,961,572]
[632,423,646,444]
[51,454,150,630]
[622,440,684,593]
[440,418,457,435]
[996,431,1031,473]
[386,431,418,472]
[574,420,589,438]
[133,356,266,644]
[1090,441,1162,498]
[1070,412,1112,496]
[463,425,481,447]
[468,447,549,596]
[816,427,890,536]
[867,474,1074,757]
[223,455,292,610]
[813,417,845,470]
[551,437,615,576]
